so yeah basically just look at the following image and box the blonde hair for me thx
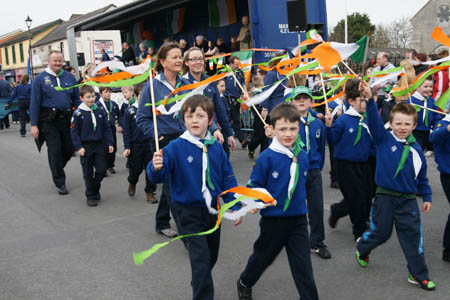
[121,86,134,93]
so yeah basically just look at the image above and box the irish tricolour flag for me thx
[208,0,237,28]
[232,50,252,83]
[167,7,186,35]
[311,42,360,71]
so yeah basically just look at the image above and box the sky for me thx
[0,0,430,37]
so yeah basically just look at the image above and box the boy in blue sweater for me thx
[290,86,330,259]
[407,77,442,155]
[237,103,318,300]
[122,83,156,203]
[356,81,435,290]
[430,113,450,262]
[96,87,120,174]
[71,86,113,207]
[325,79,373,241]
[148,95,241,300]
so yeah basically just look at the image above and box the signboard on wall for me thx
[92,40,114,64]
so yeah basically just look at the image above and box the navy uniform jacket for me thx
[327,110,372,162]
[183,72,233,137]
[122,104,149,149]
[96,99,120,129]
[248,148,309,217]
[118,101,130,128]
[430,118,450,175]
[11,83,31,101]
[261,70,286,112]
[137,72,218,140]
[366,99,432,202]
[299,116,326,170]
[70,107,113,151]
[0,79,13,97]
[407,94,442,131]
[30,70,80,126]
[224,69,245,98]
[147,136,239,209]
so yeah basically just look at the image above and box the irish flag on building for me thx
[167,7,186,35]
[232,50,252,83]
[208,0,237,27]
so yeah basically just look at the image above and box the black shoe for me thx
[57,185,68,195]
[108,168,116,174]
[237,279,253,300]
[328,214,339,229]
[311,246,332,259]
[248,150,254,159]
[330,181,339,189]
[443,248,450,262]
[87,199,98,207]
[241,139,249,149]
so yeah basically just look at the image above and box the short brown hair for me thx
[20,74,29,85]
[389,102,418,124]
[99,86,112,94]
[155,42,182,73]
[134,83,145,97]
[182,47,204,74]
[269,103,300,127]
[345,78,360,100]
[229,55,239,64]
[80,85,95,97]
[180,95,214,122]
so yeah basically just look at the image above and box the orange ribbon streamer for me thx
[312,91,345,107]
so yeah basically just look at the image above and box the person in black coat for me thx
[121,42,136,66]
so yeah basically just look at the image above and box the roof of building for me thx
[34,4,117,47]
[0,31,23,45]
[0,19,63,47]
[411,0,432,22]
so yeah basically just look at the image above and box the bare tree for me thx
[388,17,412,48]
[371,24,390,48]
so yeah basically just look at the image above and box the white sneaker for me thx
[425,151,433,157]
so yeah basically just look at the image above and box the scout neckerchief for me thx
[443,113,450,122]
[45,67,64,88]
[179,130,218,215]
[412,91,429,127]
[268,135,302,211]
[345,106,370,145]
[78,102,98,131]
[331,98,343,118]
[300,112,315,153]
[98,97,112,120]
[129,96,136,106]
[391,132,422,179]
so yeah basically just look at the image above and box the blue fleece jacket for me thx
[248,148,309,217]
[430,119,450,175]
[366,99,432,202]
[122,104,149,149]
[147,136,239,209]
[299,114,326,170]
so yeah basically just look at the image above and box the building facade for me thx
[410,0,450,54]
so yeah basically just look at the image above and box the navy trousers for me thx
[172,203,220,300]
[441,173,450,249]
[240,215,319,300]
[306,168,325,248]
[128,144,156,193]
[357,193,429,281]
[80,142,106,200]
[105,125,117,168]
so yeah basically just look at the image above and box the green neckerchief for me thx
[424,97,429,127]
[129,96,136,106]
[202,134,217,191]
[353,112,367,146]
[90,103,98,131]
[393,134,416,178]
[301,112,316,153]
[284,134,303,212]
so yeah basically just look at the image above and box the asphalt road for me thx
[0,124,449,300]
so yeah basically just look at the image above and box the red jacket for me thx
[433,69,449,100]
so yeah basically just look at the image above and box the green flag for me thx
[350,35,369,63]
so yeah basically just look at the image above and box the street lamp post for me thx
[25,15,33,79]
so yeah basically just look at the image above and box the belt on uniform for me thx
[376,186,416,199]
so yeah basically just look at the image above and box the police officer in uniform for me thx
[30,50,80,195]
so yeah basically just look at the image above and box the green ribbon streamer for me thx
[353,112,367,146]
[287,61,319,77]
[133,196,244,265]
[393,61,450,97]
[435,88,450,110]
[362,66,404,81]
[312,76,349,100]
[203,135,216,191]
[393,134,416,178]
[283,134,303,212]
